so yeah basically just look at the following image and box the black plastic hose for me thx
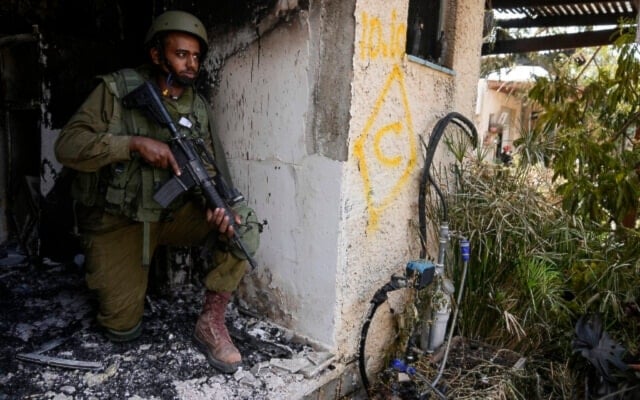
[418,112,477,258]
[358,277,405,393]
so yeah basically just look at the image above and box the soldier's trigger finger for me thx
[168,153,181,176]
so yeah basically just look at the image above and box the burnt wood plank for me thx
[495,12,636,28]
[488,0,633,9]
[482,28,620,54]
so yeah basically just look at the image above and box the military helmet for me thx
[144,10,208,49]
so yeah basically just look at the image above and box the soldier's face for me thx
[152,32,201,86]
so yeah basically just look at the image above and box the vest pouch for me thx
[136,166,171,221]
[71,171,102,207]
[103,161,142,219]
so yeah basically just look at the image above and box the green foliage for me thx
[426,22,640,398]
[434,145,640,359]
[513,123,554,169]
[525,30,640,227]
[437,160,578,355]
[507,29,640,357]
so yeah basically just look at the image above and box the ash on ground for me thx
[0,245,335,400]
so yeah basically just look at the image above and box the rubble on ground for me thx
[0,245,336,399]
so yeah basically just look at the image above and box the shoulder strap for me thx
[100,68,146,135]
[120,68,145,94]
[102,68,145,99]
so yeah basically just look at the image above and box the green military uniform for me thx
[55,65,259,332]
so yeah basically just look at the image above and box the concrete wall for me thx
[211,8,343,347]
[336,0,484,356]
[214,0,485,358]
[0,114,7,244]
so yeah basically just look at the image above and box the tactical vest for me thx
[72,68,211,222]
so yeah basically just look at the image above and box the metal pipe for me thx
[432,239,470,387]
[435,222,449,274]
[0,33,37,48]
[426,221,452,351]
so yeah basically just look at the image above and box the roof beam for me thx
[496,13,636,28]
[487,0,623,8]
[482,27,620,54]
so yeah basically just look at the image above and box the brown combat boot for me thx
[193,291,241,373]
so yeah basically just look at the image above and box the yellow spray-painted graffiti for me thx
[359,10,406,61]
[354,64,417,232]
[354,10,416,232]
[374,122,403,167]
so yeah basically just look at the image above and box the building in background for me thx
[475,65,548,161]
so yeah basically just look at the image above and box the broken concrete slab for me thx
[270,356,312,373]
[301,353,336,378]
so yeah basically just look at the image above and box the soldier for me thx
[54,10,259,374]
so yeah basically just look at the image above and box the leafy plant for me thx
[526,29,640,228]
[433,158,577,354]
[406,29,640,396]
[428,134,640,395]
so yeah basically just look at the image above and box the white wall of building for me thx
[336,0,484,356]
[475,66,548,157]
[211,13,341,347]
[213,0,485,358]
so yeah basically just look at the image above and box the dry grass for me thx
[371,337,575,399]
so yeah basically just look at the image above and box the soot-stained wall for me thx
[0,0,297,247]
[0,0,289,128]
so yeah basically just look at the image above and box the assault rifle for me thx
[122,80,257,269]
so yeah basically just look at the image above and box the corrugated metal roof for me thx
[483,1,638,54]
[493,1,635,18]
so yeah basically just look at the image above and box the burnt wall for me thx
[1,1,150,127]
[0,0,285,128]
[307,0,356,161]
[0,0,299,250]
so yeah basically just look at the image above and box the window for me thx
[406,0,449,68]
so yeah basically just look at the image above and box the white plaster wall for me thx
[212,0,485,359]
[452,1,485,115]
[335,0,485,357]
[475,79,489,137]
[212,13,341,347]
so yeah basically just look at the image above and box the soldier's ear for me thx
[150,47,161,65]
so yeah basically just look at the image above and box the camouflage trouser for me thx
[79,201,259,332]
